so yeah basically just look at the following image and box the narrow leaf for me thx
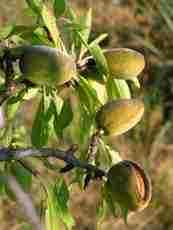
[41,4,62,48]
[45,179,75,230]
[25,0,42,15]
[54,0,67,18]
[31,93,54,147]
[106,78,131,100]
[9,161,32,192]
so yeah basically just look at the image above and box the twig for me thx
[87,130,102,163]
[0,172,43,230]
[0,147,107,178]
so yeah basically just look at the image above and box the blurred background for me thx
[1,0,173,229]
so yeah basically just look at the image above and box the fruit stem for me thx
[87,129,102,164]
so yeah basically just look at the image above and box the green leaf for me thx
[76,32,108,80]
[79,8,92,42]
[4,161,32,199]
[78,8,92,59]
[23,87,39,100]
[45,179,75,230]
[106,78,131,100]
[80,33,108,59]
[25,0,42,15]
[88,80,107,104]
[103,185,118,217]
[121,206,129,225]
[54,0,67,18]
[77,76,101,114]
[5,89,26,121]
[31,92,54,147]
[54,99,73,138]
[30,27,52,45]
[41,4,62,48]
[78,103,93,144]
[131,77,140,88]
[45,186,61,230]
[9,161,32,191]
[9,25,37,38]
[89,43,109,76]
[0,25,13,39]
[96,199,108,228]
[54,178,75,229]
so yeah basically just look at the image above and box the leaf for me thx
[80,33,108,59]
[89,43,109,76]
[54,178,75,229]
[106,78,131,100]
[25,0,42,15]
[41,4,62,48]
[96,199,108,228]
[23,87,39,100]
[0,25,13,39]
[78,103,94,144]
[45,186,61,230]
[54,99,73,138]
[103,185,117,217]
[45,179,75,230]
[121,206,129,225]
[78,8,92,59]
[5,89,26,121]
[77,76,101,114]
[9,161,32,191]
[131,77,140,88]
[9,25,37,38]
[4,161,32,200]
[31,27,52,45]
[76,29,109,76]
[88,80,107,104]
[31,92,54,147]
[54,0,67,18]
[79,8,92,42]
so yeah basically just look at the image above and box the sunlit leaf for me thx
[41,4,62,48]
[45,179,75,230]
[77,76,101,114]
[106,78,131,100]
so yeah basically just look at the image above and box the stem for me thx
[87,130,102,163]
[0,147,107,178]
[0,171,43,230]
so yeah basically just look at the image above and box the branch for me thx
[0,172,43,230]
[0,147,107,178]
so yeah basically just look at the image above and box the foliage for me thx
[0,0,151,229]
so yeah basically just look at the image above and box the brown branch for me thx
[0,147,107,178]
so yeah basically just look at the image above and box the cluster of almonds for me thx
[7,45,151,218]
[94,48,152,217]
